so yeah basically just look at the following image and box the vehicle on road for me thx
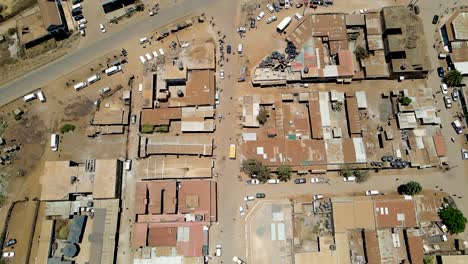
[78,23,86,30]
[131,114,137,124]
[87,74,100,84]
[233,256,244,264]
[365,190,380,196]
[100,24,106,33]
[149,9,154,16]
[294,13,303,20]
[215,245,222,257]
[452,119,463,134]
[277,16,292,32]
[73,81,87,91]
[313,194,324,200]
[50,134,59,151]
[99,87,111,95]
[244,196,255,201]
[310,177,328,183]
[78,18,87,24]
[440,83,448,94]
[71,3,82,11]
[343,176,356,182]
[104,65,122,76]
[462,149,468,160]
[444,96,452,108]
[273,2,280,12]
[432,15,439,24]
[220,69,225,79]
[267,4,274,13]
[250,18,256,28]
[74,14,84,21]
[238,43,243,54]
[227,45,231,54]
[229,144,236,159]
[239,206,245,216]
[294,178,306,184]
[257,11,265,21]
[152,51,158,57]
[139,56,146,64]
[296,3,303,8]
[266,16,277,24]
[125,160,132,171]
[452,89,459,101]
[285,0,290,9]
[139,37,149,45]
[247,179,260,184]
[2,252,14,258]
[256,193,266,198]
[80,29,86,36]
[437,67,444,77]
[159,48,165,55]
[4,239,16,247]
[72,0,83,4]
[268,179,279,184]
[23,93,36,102]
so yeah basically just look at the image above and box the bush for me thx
[242,159,270,182]
[339,168,369,183]
[439,206,467,234]
[60,124,76,134]
[277,165,292,182]
[444,70,463,87]
[141,125,154,133]
[7,27,16,36]
[256,109,268,125]
[354,46,369,60]
[155,125,169,133]
[399,96,412,106]
[423,256,434,264]
[397,181,422,195]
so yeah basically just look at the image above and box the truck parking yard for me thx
[0,0,467,264]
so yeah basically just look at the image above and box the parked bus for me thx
[36,91,46,102]
[23,93,37,102]
[277,16,292,32]
[87,74,100,84]
[73,81,88,91]
[104,65,122,76]
[50,134,59,151]
[229,144,236,159]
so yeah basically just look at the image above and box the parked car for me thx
[266,16,277,24]
[256,193,266,198]
[452,89,459,101]
[131,114,137,124]
[273,2,280,12]
[452,119,463,134]
[239,206,245,216]
[267,179,279,184]
[257,11,265,21]
[78,23,86,30]
[99,23,106,33]
[462,149,468,160]
[267,4,275,13]
[294,178,306,184]
[365,190,380,196]
[247,179,260,184]
[244,196,255,201]
[219,69,225,79]
[440,83,448,94]
[233,256,244,264]
[4,239,16,247]
[73,14,84,21]
[79,29,86,36]
[2,252,14,258]
[72,0,83,4]
[296,3,303,8]
[313,194,324,200]
[285,0,290,9]
[310,177,328,183]
[432,15,439,24]
[250,18,256,28]
[343,176,356,182]
[444,96,452,108]
[71,9,82,17]
[437,67,444,77]
[294,13,303,20]
[227,45,231,54]
[215,245,222,257]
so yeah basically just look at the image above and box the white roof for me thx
[319,92,331,127]
[454,62,468,75]
[353,137,367,162]
[355,91,368,109]
[242,133,257,141]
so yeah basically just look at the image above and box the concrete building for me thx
[442,8,468,74]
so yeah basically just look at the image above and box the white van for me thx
[23,93,37,102]
[452,119,463,134]
[71,3,81,11]
[73,81,88,91]
[439,53,447,59]
[365,190,380,196]
[50,134,59,151]
[294,13,303,20]
[139,37,149,45]
[268,179,279,184]
[343,176,356,182]
[238,43,243,54]
[158,48,165,55]
[138,83,143,93]
[87,74,100,84]
[215,245,222,257]
[152,51,158,57]
[145,53,152,60]
[36,91,46,102]
[139,56,146,64]
[104,65,122,76]
[125,160,132,171]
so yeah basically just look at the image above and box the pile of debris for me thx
[284,41,298,60]
[258,51,288,69]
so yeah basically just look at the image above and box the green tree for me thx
[444,70,463,87]
[339,168,369,183]
[399,96,412,106]
[277,165,292,182]
[439,206,467,234]
[141,125,154,133]
[256,109,268,125]
[423,256,434,264]
[60,124,76,134]
[397,181,422,195]
[7,27,16,36]
[242,159,271,182]
[354,46,369,60]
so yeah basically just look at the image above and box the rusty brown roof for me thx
[406,234,424,264]
[169,70,215,107]
[142,72,155,109]
[364,230,381,264]
[178,180,216,221]
[148,227,177,247]
[345,95,362,135]
[141,108,181,126]
[432,132,446,157]
[148,181,177,214]
[132,223,148,247]
[373,197,418,228]
[38,0,62,29]
[309,92,323,139]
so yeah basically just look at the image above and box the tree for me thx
[277,165,292,182]
[242,159,271,182]
[256,109,268,125]
[339,168,369,183]
[397,181,422,195]
[439,206,467,234]
[399,96,412,106]
[354,46,369,60]
[444,70,463,87]
[141,125,154,133]
[423,256,434,264]
[60,124,76,134]
[7,27,16,36]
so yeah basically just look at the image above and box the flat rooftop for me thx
[17,12,49,45]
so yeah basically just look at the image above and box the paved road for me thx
[0,0,217,106]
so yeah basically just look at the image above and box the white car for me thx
[444,96,452,109]
[343,176,356,182]
[99,23,106,33]
[139,56,146,64]
[462,149,468,160]
[2,252,14,258]
[239,206,245,216]
[257,11,265,21]
[220,70,225,79]
[244,196,255,201]
[233,256,244,264]
[149,10,154,16]
[285,0,290,9]
[79,29,85,36]
[215,245,222,256]
[440,83,448,94]
[266,4,274,13]
[294,13,303,20]
[452,89,459,101]
[247,179,260,184]
[78,23,86,29]
[313,194,324,200]
[266,16,277,24]
[145,53,152,60]
[78,18,87,24]
[268,179,280,184]
[365,190,380,196]
[159,48,165,55]
[310,177,328,183]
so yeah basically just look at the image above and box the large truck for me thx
[50,134,59,151]
[105,65,122,76]
[229,144,236,159]
[277,16,292,32]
